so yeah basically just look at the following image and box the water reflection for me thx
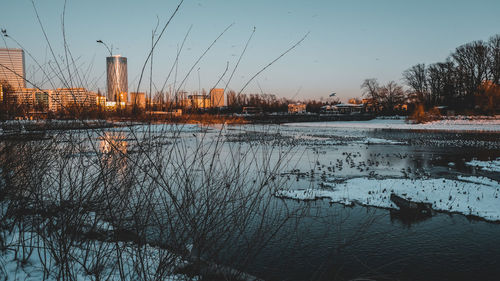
[389,209,433,227]
[98,132,129,179]
[99,132,128,154]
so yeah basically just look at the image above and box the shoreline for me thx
[1,115,499,134]
[283,115,500,133]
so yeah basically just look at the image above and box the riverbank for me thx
[241,113,375,124]
[284,115,500,132]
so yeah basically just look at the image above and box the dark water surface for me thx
[248,201,500,281]
[234,126,500,281]
[7,123,499,281]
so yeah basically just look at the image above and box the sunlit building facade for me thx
[106,55,128,103]
[188,94,211,109]
[49,88,97,112]
[5,88,49,109]
[5,87,98,112]
[185,89,225,109]
[0,48,26,90]
[288,103,307,114]
[96,94,107,107]
[130,92,146,109]
[210,88,224,107]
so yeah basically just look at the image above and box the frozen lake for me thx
[222,119,500,280]
[1,118,499,280]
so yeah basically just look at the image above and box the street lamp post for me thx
[97,40,113,103]
[96,40,112,56]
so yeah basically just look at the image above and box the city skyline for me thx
[1,0,500,101]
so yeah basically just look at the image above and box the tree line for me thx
[225,90,333,113]
[361,34,500,115]
[403,34,500,113]
[360,79,407,115]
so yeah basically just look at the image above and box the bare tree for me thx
[361,78,380,100]
[427,60,456,107]
[361,79,406,113]
[452,40,489,106]
[379,81,406,113]
[488,34,500,85]
[360,78,382,112]
[403,63,428,104]
[400,34,499,112]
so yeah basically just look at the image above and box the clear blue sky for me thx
[1,0,499,101]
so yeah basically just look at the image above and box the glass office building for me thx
[106,55,128,102]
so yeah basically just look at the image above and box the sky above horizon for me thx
[1,0,500,102]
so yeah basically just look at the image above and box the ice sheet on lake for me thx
[276,176,500,221]
[359,138,406,145]
[284,116,500,132]
[465,158,500,172]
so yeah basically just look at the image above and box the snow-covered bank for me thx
[284,116,500,132]
[276,176,500,221]
[0,228,193,281]
[359,137,406,145]
[466,158,500,172]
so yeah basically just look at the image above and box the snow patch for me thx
[284,116,500,132]
[0,226,195,281]
[465,158,500,172]
[276,176,500,221]
[360,138,405,145]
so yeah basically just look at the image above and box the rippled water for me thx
[247,202,500,281]
[228,123,500,280]
[8,122,498,280]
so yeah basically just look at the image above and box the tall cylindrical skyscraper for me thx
[106,55,128,103]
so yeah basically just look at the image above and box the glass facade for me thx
[106,56,128,102]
